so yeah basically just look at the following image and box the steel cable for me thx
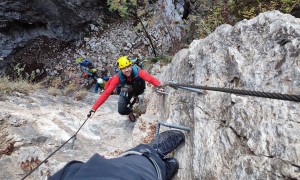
[21,117,89,180]
[168,83,300,102]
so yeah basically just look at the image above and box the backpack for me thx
[80,59,94,69]
[130,57,143,69]
[118,65,145,96]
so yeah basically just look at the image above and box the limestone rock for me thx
[146,10,300,179]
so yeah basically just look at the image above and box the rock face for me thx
[1,10,300,180]
[0,0,186,87]
[146,10,300,179]
[0,0,108,58]
[0,91,144,180]
[0,0,115,78]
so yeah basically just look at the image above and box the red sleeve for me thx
[138,70,161,86]
[92,75,120,111]
[104,79,110,90]
[104,76,115,90]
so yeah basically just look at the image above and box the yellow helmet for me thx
[117,56,132,69]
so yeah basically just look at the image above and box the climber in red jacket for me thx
[87,56,163,122]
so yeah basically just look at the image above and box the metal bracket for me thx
[168,80,203,94]
[156,89,169,95]
[176,86,204,94]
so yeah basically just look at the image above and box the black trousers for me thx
[118,92,133,115]
[118,78,145,115]
[49,144,166,180]
[125,144,166,180]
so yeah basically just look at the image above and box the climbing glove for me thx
[87,110,96,118]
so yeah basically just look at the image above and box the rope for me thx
[21,117,90,180]
[168,83,300,102]
[117,151,163,180]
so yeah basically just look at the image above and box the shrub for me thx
[63,82,78,96]
[0,77,41,95]
[48,87,62,96]
[189,0,298,39]
[107,0,138,18]
[74,89,88,101]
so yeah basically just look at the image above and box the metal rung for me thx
[155,121,191,139]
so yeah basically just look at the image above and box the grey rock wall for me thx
[146,10,300,179]
[0,91,139,180]
[0,0,108,58]
[0,0,186,88]
[1,9,299,180]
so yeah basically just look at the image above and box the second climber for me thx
[87,56,163,122]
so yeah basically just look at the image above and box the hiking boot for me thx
[148,130,185,158]
[164,158,179,180]
[128,112,136,122]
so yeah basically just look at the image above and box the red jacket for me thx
[92,69,161,111]
[104,76,114,90]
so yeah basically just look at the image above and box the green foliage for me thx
[197,5,223,37]
[141,55,171,71]
[29,71,36,83]
[15,63,26,80]
[150,57,159,63]
[190,0,298,38]
[107,0,138,18]
[14,63,36,83]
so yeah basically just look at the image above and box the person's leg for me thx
[94,83,100,93]
[124,144,166,180]
[148,130,185,180]
[148,130,185,158]
[48,160,83,179]
[163,158,179,180]
[126,130,185,180]
[118,92,132,115]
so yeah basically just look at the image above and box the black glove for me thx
[87,110,95,118]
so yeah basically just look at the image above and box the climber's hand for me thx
[87,110,96,118]
[156,83,166,93]
[157,82,167,88]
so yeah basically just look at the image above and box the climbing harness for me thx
[164,82,300,102]
[21,117,89,180]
